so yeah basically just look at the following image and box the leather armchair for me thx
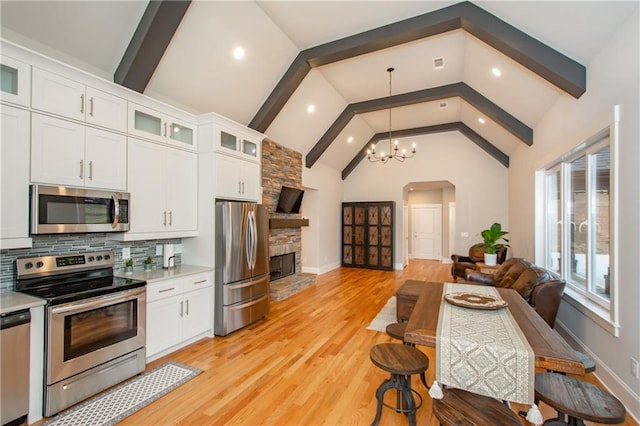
[451,245,506,281]
[464,257,565,328]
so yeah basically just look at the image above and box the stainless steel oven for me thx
[16,251,146,417]
[30,184,130,234]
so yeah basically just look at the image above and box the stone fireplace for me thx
[262,139,316,301]
[269,251,295,281]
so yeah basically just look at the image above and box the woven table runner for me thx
[435,283,535,404]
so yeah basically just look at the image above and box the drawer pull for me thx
[158,287,175,293]
[193,279,207,285]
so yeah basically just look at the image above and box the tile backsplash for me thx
[0,234,182,289]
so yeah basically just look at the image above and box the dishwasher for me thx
[1,309,30,426]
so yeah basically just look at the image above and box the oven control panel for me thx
[16,251,114,279]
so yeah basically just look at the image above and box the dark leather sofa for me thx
[463,257,565,328]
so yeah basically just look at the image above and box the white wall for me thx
[344,132,509,268]
[301,162,343,273]
[508,9,639,418]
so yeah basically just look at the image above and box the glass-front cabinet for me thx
[128,102,196,150]
[216,125,260,161]
[0,55,31,107]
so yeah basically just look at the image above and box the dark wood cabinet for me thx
[342,201,394,270]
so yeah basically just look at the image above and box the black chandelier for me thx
[367,67,416,164]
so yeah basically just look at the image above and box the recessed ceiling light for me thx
[306,104,315,114]
[347,136,354,143]
[233,47,245,60]
[492,67,502,77]
[478,117,486,124]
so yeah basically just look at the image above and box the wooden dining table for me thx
[404,282,585,375]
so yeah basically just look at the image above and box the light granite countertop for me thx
[0,290,46,315]
[114,265,213,283]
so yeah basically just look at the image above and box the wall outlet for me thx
[632,358,639,379]
[122,247,131,260]
[155,245,163,255]
[174,244,183,254]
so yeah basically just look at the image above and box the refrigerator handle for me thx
[249,210,257,270]
[245,210,252,269]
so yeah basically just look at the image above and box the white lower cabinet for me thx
[1,104,32,249]
[214,152,260,202]
[146,273,213,360]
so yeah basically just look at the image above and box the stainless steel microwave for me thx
[30,185,130,234]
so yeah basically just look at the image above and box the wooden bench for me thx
[396,280,428,321]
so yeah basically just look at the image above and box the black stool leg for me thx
[399,375,417,426]
[371,378,396,426]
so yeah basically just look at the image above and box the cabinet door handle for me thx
[80,94,84,114]
[180,301,184,317]
[163,211,167,226]
[158,287,175,293]
[168,211,173,226]
[88,161,93,180]
[89,97,94,116]
[185,300,189,315]
[163,122,167,137]
[79,160,83,179]
[193,280,207,285]
[238,181,241,194]
[242,181,245,194]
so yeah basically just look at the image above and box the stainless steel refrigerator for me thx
[214,201,270,336]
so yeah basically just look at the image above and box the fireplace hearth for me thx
[270,252,295,281]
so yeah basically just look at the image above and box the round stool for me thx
[535,372,626,425]
[370,343,429,426]
[575,351,596,374]
[385,322,429,389]
[432,388,522,426]
[385,322,407,341]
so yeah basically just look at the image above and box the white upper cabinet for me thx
[1,55,31,107]
[31,113,127,190]
[128,102,196,151]
[215,124,261,162]
[214,153,260,202]
[124,138,197,240]
[31,68,127,132]
[1,105,32,249]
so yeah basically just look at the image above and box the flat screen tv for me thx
[276,186,304,214]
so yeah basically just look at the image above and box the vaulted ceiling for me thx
[1,1,637,178]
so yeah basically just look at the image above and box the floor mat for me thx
[43,361,201,426]
[367,296,397,332]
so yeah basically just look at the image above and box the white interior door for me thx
[412,204,442,260]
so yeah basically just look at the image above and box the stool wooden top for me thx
[385,322,407,341]
[432,388,521,426]
[535,372,626,424]
[575,351,596,373]
[369,343,429,376]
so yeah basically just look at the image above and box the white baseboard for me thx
[555,320,640,423]
[301,261,340,276]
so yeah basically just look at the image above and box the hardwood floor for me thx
[120,260,636,426]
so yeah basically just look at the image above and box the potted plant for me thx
[144,256,153,271]
[124,258,134,274]
[480,222,509,266]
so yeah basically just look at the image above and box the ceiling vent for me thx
[433,57,445,69]
[439,102,448,109]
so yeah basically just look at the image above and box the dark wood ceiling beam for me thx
[341,122,509,180]
[306,82,529,168]
[249,1,586,133]
[114,0,191,93]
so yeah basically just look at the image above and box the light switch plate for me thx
[156,245,163,255]
[122,247,131,260]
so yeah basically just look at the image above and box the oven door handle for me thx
[112,194,120,229]
[50,288,146,316]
